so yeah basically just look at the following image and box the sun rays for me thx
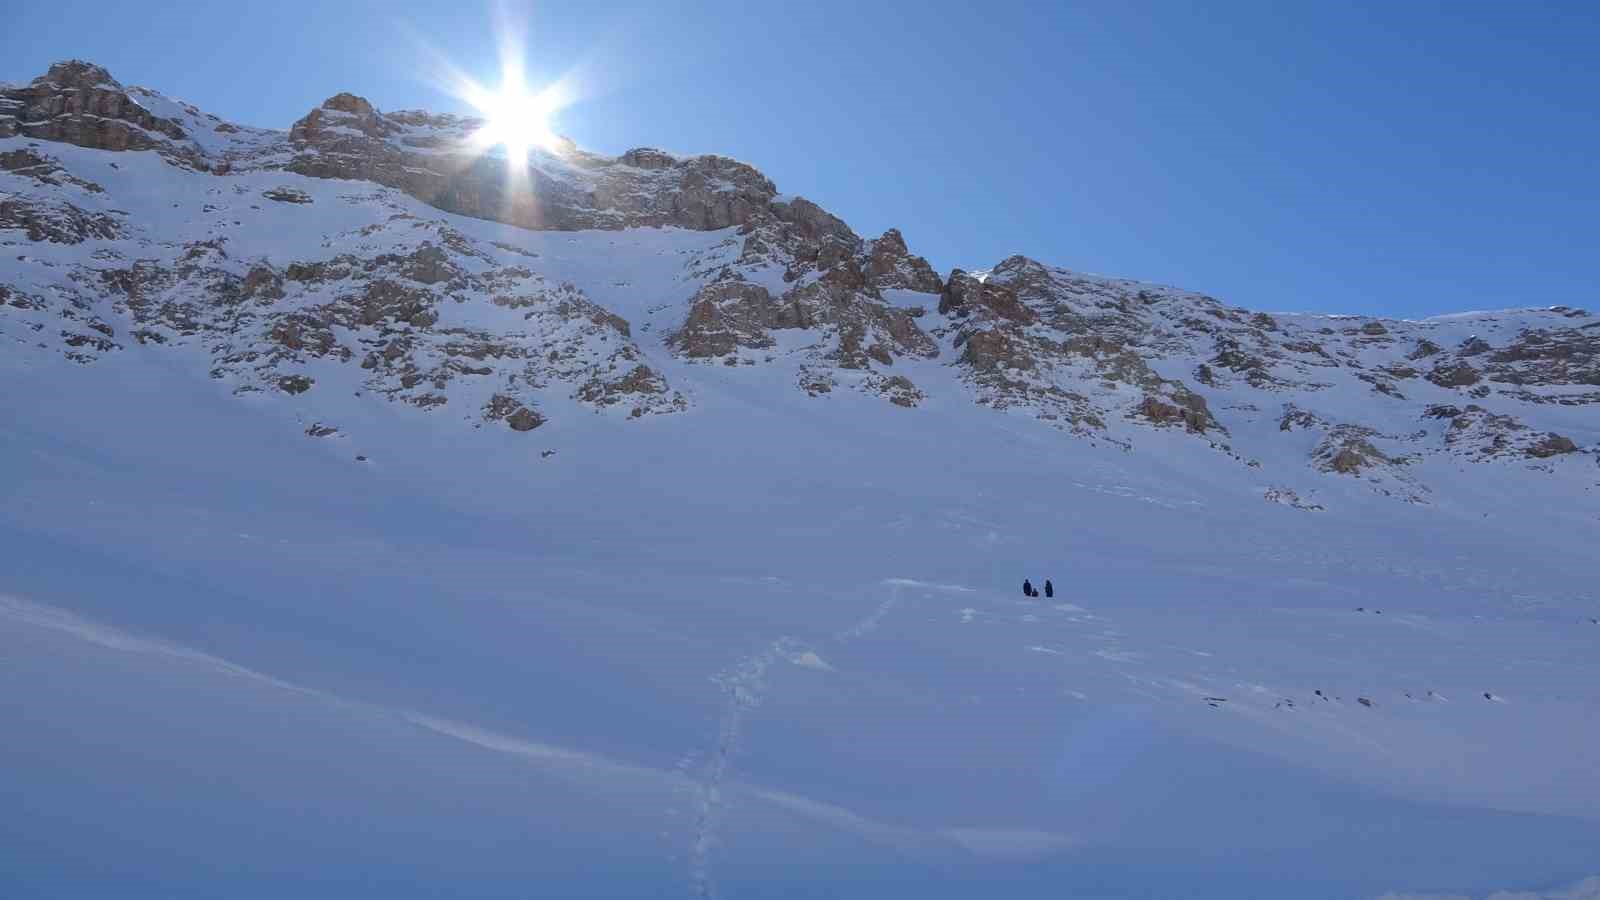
[406,8,577,175]
[461,61,568,165]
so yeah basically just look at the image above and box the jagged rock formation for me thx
[2,59,1596,491]
[3,168,687,426]
[285,93,777,232]
[663,196,943,405]
[1434,405,1581,460]
[0,62,190,155]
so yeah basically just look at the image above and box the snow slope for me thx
[3,61,1599,899]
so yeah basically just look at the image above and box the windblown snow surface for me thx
[3,141,1600,899]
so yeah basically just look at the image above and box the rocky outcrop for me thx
[483,394,545,431]
[7,57,1599,475]
[669,280,781,358]
[1437,405,1583,461]
[661,189,942,404]
[0,62,196,163]
[669,273,934,372]
[1,147,104,191]
[1264,487,1325,511]
[939,269,1035,324]
[930,256,1231,440]
[1428,362,1482,388]
[865,228,942,294]
[28,215,687,427]
[1484,328,1600,387]
[1278,404,1324,432]
[1526,433,1579,458]
[1136,388,1214,434]
[0,195,120,243]
[285,92,777,233]
[873,374,924,408]
[1314,427,1393,475]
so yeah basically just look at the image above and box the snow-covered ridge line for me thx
[2,57,1597,495]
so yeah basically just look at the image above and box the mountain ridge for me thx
[3,58,1597,502]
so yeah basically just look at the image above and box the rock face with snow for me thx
[0,62,190,156]
[286,94,777,233]
[2,59,1597,493]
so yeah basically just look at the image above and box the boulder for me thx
[1526,434,1578,458]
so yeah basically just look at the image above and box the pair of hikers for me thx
[1023,578,1053,599]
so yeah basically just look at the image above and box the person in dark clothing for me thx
[1023,579,1035,598]
[1044,579,1054,599]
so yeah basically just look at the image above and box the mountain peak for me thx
[1,58,190,153]
[317,91,378,116]
[37,59,122,90]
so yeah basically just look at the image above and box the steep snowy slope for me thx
[3,60,1599,899]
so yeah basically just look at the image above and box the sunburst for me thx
[462,65,566,166]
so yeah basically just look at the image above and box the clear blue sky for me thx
[6,1,1596,316]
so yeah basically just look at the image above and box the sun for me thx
[465,70,564,165]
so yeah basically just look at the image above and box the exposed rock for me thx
[1137,388,1214,434]
[939,269,1035,324]
[0,147,104,192]
[7,56,1598,477]
[506,407,544,431]
[277,374,314,395]
[1409,339,1443,360]
[1428,362,1481,388]
[1279,405,1320,432]
[1433,406,1580,461]
[1310,426,1407,481]
[1213,337,1266,373]
[577,365,676,417]
[286,92,777,233]
[865,228,943,294]
[876,374,924,408]
[619,147,676,170]
[262,187,313,204]
[668,258,935,375]
[0,61,192,161]
[669,280,779,358]
[772,196,857,245]
[1482,328,1600,387]
[797,366,836,397]
[0,196,120,243]
[1526,433,1578,458]
[1264,487,1324,511]
[959,328,1032,373]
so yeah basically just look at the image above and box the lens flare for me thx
[465,70,565,165]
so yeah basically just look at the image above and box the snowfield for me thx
[3,64,1600,899]
[5,304,1598,897]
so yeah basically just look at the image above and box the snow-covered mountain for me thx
[3,60,1598,899]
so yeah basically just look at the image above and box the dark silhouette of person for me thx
[1023,579,1035,597]
[1044,579,1054,599]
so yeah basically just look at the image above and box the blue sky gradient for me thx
[6,1,1595,316]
